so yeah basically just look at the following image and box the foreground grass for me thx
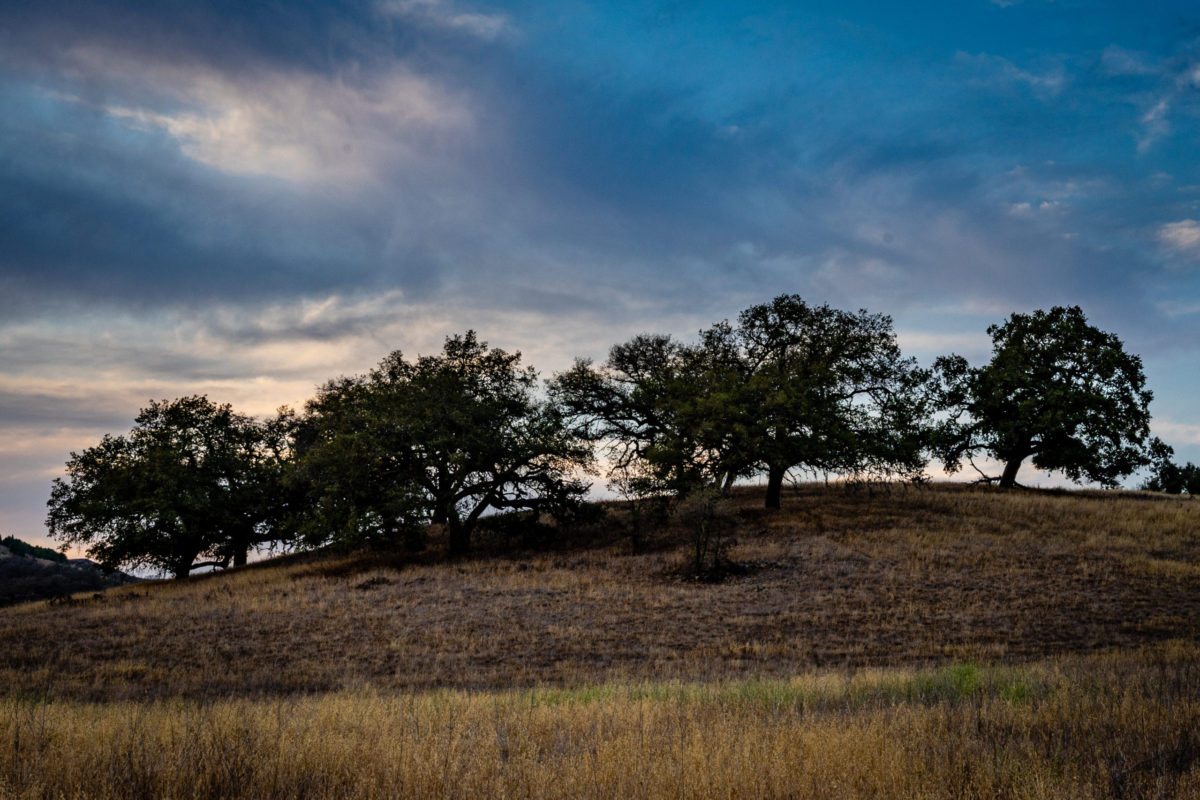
[3,643,1198,799]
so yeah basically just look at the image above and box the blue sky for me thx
[3,0,1200,548]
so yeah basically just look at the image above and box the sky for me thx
[3,0,1200,550]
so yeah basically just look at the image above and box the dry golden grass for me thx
[2,643,1198,799]
[1,484,1197,701]
[2,484,1198,798]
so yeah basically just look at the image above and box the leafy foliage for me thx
[46,396,286,579]
[552,295,928,507]
[1141,441,1200,494]
[736,295,929,506]
[291,332,592,554]
[551,328,755,499]
[933,306,1158,488]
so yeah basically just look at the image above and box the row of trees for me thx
[47,297,1184,578]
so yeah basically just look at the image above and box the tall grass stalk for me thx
[2,644,1198,799]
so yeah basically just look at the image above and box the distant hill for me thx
[0,536,139,607]
[1,535,67,562]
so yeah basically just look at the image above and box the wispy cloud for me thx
[377,0,510,40]
[1153,418,1200,446]
[956,51,1068,98]
[1138,98,1172,153]
[1100,45,1157,77]
[100,66,472,185]
[1008,200,1063,219]
[1159,219,1200,254]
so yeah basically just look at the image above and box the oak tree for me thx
[47,396,284,579]
[933,306,1156,488]
[293,332,591,554]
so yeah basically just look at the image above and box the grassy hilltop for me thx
[2,483,1199,798]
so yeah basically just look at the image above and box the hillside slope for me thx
[0,537,138,608]
[1,484,1197,702]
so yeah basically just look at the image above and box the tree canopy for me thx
[43,301,1180,572]
[47,396,285,579]
[736,295,928,506]
[1141,440,1200,495]
[551,328,755,499]
[553,295,928,507]
[932,305,1158,488]
[292,331,592,554]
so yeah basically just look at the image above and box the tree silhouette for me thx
[47,396,284,579]
[293,332,591,554]
[553,295,927,508]
[933,306,1157,488]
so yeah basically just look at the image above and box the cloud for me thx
[1153,419,1200,447]
[1157,299,1200,317]
[1101,45,1158,77]
[956,52,1068,98]
[377,0,510,40]
[1008,200,1063,219]
[895,330,993,361]
[1138,98,1172,152]
[88,60,473,186]
[1123,47,1200,154]
[1159,219,1200,253]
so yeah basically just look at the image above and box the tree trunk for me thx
[721,471,736,496]
[233,546,248,567]
[765,465,785,509]
[447,516,470,556]
[998,455,1023,488]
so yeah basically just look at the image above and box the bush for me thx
[674,490,738,580]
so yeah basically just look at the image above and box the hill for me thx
[2,483,1199,799]
[1,535,66,562]
[0,536,139,608]
[1,483,1197,701]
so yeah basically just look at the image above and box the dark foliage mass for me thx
[289,331,592,555]
[551,295,928,508]
[932,305,1160,489]
[0,548,137,608]
[47,396,288,579]
[1142,441,1200,495]
[2,535,65,562]
[44,297,1179,578]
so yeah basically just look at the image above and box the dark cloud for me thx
[0,0,388,83]
[0,391,133,429]
[0,88,395,316]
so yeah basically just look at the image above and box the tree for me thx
[292,332,592,554]
[933,305,1157,488]
[552,296,927,508]
[551,325,756,500]
[1141,440,1200,494]
[47,396,285,579]
[737,295,928,508]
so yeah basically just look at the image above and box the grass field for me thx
[2,483,1198,797]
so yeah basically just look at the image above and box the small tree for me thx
[550,328,754,500]
[1141,441,1200,494]
[552,296,927,509]
[933,306,1157,488]
[674,489,738,579]
[47,396,284,579]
